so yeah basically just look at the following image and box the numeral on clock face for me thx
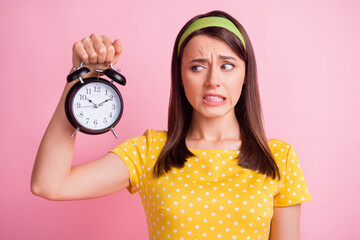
[94,85,101,92]
[71,81,122,131]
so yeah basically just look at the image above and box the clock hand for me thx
[98,95,114,106]
[86,98,96,106]
[85,98,102,108]
[78,105,96,108]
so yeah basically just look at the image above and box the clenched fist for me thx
[72,34,122,74]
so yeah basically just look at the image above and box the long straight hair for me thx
[153,11,280,179]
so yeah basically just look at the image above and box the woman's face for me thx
[181,34,246,120]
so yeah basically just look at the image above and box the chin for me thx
[194,107,235,120]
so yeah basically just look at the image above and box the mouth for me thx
[202,94,226,106]
[203,96,225,102]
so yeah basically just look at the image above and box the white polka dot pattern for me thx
[111,129,311,239]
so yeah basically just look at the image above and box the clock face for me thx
[70,80,123,132]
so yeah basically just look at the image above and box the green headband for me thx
[177,16,246,55]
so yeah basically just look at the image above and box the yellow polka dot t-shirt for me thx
[111,129,311,240]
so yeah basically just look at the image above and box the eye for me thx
[221,63,235,71]
[191,65,204,72]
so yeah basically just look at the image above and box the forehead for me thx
[182,34,239,59]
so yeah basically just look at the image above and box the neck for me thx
[186,110,241,150]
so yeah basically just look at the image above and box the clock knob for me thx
[104,68,126,86]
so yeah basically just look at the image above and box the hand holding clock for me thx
[66,35,126,137]
[72,34,122,76]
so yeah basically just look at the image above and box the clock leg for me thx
[70,127,80,138]
[110,127,118,139]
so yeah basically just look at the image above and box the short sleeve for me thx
[274,145,312,206]
[110,130,151,194]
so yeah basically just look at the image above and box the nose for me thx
[205,66,221,88]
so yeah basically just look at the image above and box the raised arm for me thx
[31,34,130,201]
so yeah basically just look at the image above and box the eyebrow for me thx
[189,55,237,64]
[219,55,237,61]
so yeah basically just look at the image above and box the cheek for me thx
[181,73,201,99]
[182,82,197,103]
[228,77,245,104]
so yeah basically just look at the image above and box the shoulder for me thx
[267,138,305,179]
[143,129,168,144]
[111,129,167,152]
[268,138,292,152]
[144,129,168,138]
[268,138,295,166]
[110,129,168,164]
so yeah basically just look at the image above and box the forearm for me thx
[31,81,77,199]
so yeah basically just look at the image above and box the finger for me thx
[90,34,107,64]
[101,35,115,65]
[82,37,98,64]
[72,41,89,66]
[112,39,122,65]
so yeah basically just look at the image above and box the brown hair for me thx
[153,10,280,179]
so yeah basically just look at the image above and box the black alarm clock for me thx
[65,63,126,138]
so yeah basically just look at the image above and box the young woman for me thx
[32,10,311,240]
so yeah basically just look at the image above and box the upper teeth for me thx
[204,96,224,102]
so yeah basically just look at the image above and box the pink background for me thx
[1,0,359,239]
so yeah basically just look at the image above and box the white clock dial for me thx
[71,81,122,131]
